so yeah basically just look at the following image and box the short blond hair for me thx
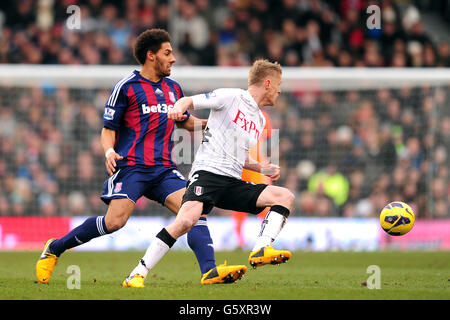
[248,59,282,86]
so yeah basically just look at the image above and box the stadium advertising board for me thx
[1,217,449,251]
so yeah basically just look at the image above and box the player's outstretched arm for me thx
[244,155,280,182]
[261,163,280,181]
[244,154,262,173]
[101,127,124,176]
[168,97,193,121]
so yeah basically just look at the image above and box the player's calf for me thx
[166,201,203,238]
[250,187,295,268]
[36,215,116,284]
[35,199,134,284]
[125,201,204,284]
[104,213,129,232]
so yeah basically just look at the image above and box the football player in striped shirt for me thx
[36,29,244,287]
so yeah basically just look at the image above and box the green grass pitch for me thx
[0,250,449,300]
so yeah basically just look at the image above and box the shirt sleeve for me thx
[174,82,184,99]
[103,86,128,131]
[191,88,235,111]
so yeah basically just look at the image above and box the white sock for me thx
[252,211,287,252]
[130,237,171,278]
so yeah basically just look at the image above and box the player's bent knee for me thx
[105,216,127,232]
[180,216,197,233]
[171,216,197,237]
[171,201,203,237]
[273,187,295,209]
[280,188,295,210]
[258,186,295,209]
[105,198,134,232]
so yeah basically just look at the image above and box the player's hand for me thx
[105,152,124,176]
[168,105,187,121]
[261,163,280,182]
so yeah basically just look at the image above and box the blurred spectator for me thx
[174,0,209,64]
[68,191,87,215]
[0,0,448,219]
[0,0,447,67]
[0,81,447,218]
[307,163,350,209]
[437,41,450,66]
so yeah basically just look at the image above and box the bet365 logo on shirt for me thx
[141,103,174,115]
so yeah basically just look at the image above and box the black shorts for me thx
[182,170,268,215]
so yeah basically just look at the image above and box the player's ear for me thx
[264,78,271,90]
[147,50,155,62]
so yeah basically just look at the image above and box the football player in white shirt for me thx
[123,59,295,286]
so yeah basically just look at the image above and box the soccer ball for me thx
[380,201,415,236]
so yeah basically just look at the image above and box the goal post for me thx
[0,64,449,91]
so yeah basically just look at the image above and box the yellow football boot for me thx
[122,274,145,288]
[201,261,247,285]
[36,239,58,284]
[248,245,291,269]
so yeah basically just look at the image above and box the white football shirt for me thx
[190,88,266,179]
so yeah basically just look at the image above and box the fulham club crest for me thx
[195,186,203,196]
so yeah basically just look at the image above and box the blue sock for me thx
[187,217,216,274]
[49,216,111,256]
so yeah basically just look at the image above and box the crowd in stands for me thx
[0,0,448,218]
[0,83,448,218]
[0,0,449,67]
[272,86,449,219]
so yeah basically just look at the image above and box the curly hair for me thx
[133,29,171,65]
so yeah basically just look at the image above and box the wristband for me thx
[105,148,115,158]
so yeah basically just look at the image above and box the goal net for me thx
[0,65,448,223]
